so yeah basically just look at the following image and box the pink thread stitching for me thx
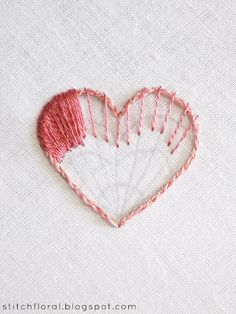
[171,115,199,155]
[137,92,145,135]
[160,92,175,134]
[151,87,162,131]
[167,101,189,147]
[37,87,199,228]
[126,106,130,145]
[86,91,97,138]
[104,93,109,142]
[116,113,121,148]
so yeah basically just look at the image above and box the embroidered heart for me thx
[37,87,199,227]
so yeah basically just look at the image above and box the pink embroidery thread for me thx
[37,87,199,228]
[160,92,175,134]
[137,91,145,136]
[151,87,162,131]
[126,106,130,145]
[86,91,97,138]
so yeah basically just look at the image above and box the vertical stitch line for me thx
[116,113,121,147]
[76,95,86,139]
[160,92,176,134]
[171,115,198,154]
[104,94,109,142]
[126,106,130,145]
[151,87,162,131]
[86,90,97,138]
[137,94,145,135]
[167,103,189,146]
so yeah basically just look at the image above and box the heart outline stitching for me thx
[37,87,199,227]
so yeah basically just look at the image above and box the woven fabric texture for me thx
[0,0,235,313]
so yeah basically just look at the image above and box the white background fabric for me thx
[0,0,235,313]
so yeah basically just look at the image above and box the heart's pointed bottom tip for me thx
[110,220,125,228]
[117,220,126,228]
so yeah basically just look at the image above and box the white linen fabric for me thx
[0,0,235,313]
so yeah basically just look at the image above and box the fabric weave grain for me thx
[0,0,235,313]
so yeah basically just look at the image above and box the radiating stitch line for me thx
[129,132,163,205]
[151,87,162,131]
[77,93,114,209]
[167,102,189,147]
[49,155,118,227]
[137,93,145,135]
[67,148,114,209]
[116,113,121,147]
[76,101,86,140]
[171,115,198,155]
[86,90,97,138]
[121,134,141,213]
[160,92,176,134]
[76,94,86,138]
[92,135,115,207]
[119,118,199,227]
[126,106,130,145]
[104,94,109,142]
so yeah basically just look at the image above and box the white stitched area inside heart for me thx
[61,91,194,220]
